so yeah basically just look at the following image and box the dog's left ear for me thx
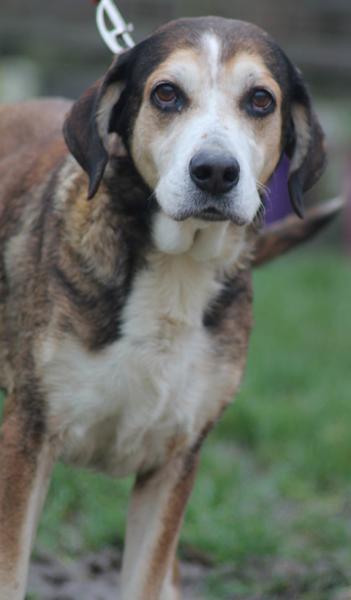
[63,50,132,198]
[285,69,327,218]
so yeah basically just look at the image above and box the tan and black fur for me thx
[0,17,338,600]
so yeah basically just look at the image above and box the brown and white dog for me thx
[0,16,337,600]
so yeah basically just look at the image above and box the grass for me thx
[1,249,351,598]
[190,250,351,598]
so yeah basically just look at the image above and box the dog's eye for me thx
[247,88,275,116]
[151,83,183,112]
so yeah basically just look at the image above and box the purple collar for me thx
[264,155,292,225]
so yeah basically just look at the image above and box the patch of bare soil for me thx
[27,548,208,600]
[27,550,351,599]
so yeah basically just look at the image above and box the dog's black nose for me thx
[189,151,240,195]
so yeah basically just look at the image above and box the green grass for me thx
[1,250,351,598]
[187,251,351,598]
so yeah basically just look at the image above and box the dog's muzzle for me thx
[188,148,241,221]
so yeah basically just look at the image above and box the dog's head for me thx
[64,17,326,228]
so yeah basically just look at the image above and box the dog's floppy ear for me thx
[285,69,327,218]
[63,50,132,198]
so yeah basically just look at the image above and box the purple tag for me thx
[264,155,291,225]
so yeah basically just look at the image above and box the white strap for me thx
[96,0,135,54]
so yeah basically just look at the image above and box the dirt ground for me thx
[28,548,208,600]
[24,546,351,600]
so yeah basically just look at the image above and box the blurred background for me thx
[1,1,351,599]
[1,0,351,199]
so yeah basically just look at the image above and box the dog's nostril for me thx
[224,164,240,184]
[193,165,212,181]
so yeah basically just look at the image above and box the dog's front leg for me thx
[0,398,56,600]
[121,449,199,600]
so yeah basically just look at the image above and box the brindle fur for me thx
[0,17,335,600]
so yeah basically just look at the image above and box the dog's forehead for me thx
[138,17,289,89]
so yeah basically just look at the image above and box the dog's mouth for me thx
[169,204,247,226]
[190,205,247,226]
[154,185,249,226]
[170,205,230,223]
[184,189,248,225]
[195,207,228,221]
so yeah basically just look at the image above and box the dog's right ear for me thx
[285,67,327,219]
[63,50,132,199]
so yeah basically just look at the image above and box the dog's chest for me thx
[42,253,222,476]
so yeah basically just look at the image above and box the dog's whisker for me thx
[256,180,269,196]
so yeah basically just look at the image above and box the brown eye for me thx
[151,83,185,112]
[155,84,176,103]
[248,88,275,116]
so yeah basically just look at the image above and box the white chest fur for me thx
[40,220,246,476]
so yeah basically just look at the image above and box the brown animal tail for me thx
[253,197,343,268]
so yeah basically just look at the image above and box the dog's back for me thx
[0,99,69,161]
[0,99,70,223]
[0,100,70,392]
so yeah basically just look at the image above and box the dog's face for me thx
[64,17,326,229]
[131,40,283,225]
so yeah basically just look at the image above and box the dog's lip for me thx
[193,207,247,226]
[156,197,248,226]
[194,207,228,221]
[170,207,247,226]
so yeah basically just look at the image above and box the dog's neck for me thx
[152,210,248,266]
[106,153,250,265]
[58,155,250,285]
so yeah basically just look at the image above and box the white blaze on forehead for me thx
[201,33,222,84]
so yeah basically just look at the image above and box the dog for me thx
[0,15,336,600]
